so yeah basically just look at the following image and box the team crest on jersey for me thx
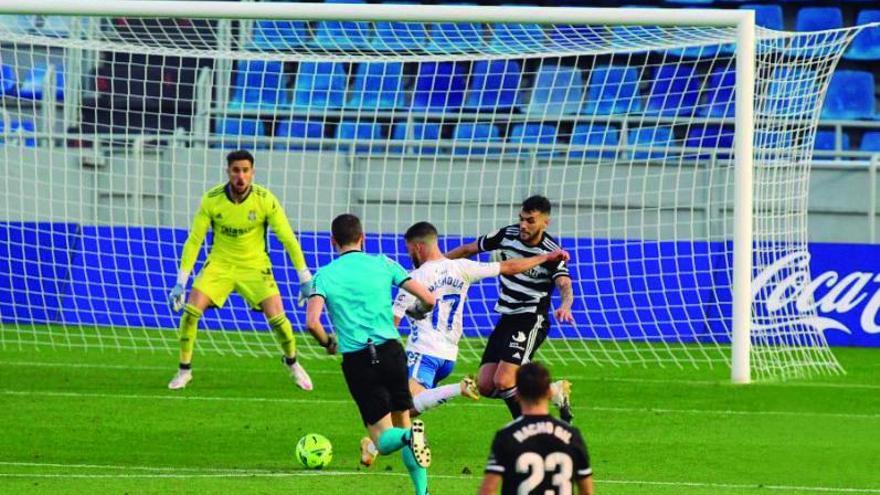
[248,210,256,222]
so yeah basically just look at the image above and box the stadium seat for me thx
[293,61,347,109]
[739,5,784,31]
[229,60,288,109]
[685,125,734,160]
[644,64,700,117]
[463,59,522,111]
[335,121,384,153]
[508,123,557,156]
[426,7,484,52]
[36,16,73,38]
[795,7,843,32]
[845,10,880,61]
[0,64,17,96]
[821,71,876,120]
[813,130,851,152]
[346,62,405,110]
[569,124,619,159]
[489,21,545,53]
[765,67,820,117]
[521,64,584,116]
[249,20,310,50]
[412,62,467,111]
[452,122,501,155]
[392,121,443,154]
[0,118,37,147]
[548,25,604,48]
[275,119,323,151]
[214,118,266,149]
[17,65,64,101]
[699,67,735,118]
[312,0,372,50]
[860,131,880,152]
[370,19,429,51]
[582,65,642,115]
[627,126,674,160]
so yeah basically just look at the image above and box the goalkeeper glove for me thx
[405,301,433,321]
[169,284,186,312]
[297,270,313,307]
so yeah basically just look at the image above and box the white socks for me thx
[413,384,461,413]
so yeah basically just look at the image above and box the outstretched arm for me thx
[445,240,480,260]
[177,201,211,284]
[266,197,313,304]
[499,249,569,276]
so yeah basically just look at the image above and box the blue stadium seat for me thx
[582,65,642,115]
[821,70,876,120]
[293,61,347,109]
[17,65,64,101]
[335,121,384,153]
[463,59,522,111]
[845,10,880,61]
[214,118,266,149]
[489,22,545,53]
[229,60,288,109]
[0,118,37,147]
[861,131,880,152]
[412,62,467,111]
[796,7,843,32]
[765,67,820,117]
[569,124,619,159]
[370,19,428,51]
[0,64,16,96]
[699,67,735,118]
[521,64,583,116]
[275,119,323,151]
[508,123,557,156]
[392,121,443,154]
[739,5,784,30]
[548,25,603,48]
[685,125,734,160]
[628,126,674,159]
[427,17,484,52]
[645,64,700,117]
[312,0,372,50]
[814,130,851,152]
[452,122,501,155]
[249,20,309,50]
[346,62,405,110]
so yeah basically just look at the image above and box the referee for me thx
[306,213,435,495]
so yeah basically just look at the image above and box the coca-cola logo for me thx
[752,250,880,335]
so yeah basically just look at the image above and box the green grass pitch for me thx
[1,339,878,494]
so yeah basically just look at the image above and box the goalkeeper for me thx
[167,150,314,391]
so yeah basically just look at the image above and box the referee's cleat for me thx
[409,419,432,468]
[360,437,378,467]
[460,375,480,401]
[167,369,192,390]
[283,357,314,391]
[551,379,574,423]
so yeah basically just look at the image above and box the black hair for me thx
[332,213,363,247]
[226,149,255,167]
[516,362,552,403]
[404,221,439,243]
[521,195,552,215]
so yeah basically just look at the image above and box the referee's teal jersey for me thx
[310,251,411,354]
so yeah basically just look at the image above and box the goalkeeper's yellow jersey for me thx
[179,182,307,273]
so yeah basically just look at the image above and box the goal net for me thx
[0,4,861,381]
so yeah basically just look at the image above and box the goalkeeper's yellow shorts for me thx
[192,261,281,310]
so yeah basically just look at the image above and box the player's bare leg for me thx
[168,288,212,390]
[261,295,312,391]
[477,362,498,397]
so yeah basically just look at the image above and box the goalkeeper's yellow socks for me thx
[268,313,296,359]
[178,304,202,365]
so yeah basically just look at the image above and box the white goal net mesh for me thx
[0,9,861,380]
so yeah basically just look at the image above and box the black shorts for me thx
[342,339,413,426]
[480,313,549,366]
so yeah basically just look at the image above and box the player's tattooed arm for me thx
[555,275,575,324]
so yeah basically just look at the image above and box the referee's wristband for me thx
[319,335,335,348]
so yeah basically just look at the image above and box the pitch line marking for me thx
[1,462,879,493]
[2,389,877,420]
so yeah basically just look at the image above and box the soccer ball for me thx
[295,433,333,469]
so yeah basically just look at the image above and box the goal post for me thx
[0,1,857,382]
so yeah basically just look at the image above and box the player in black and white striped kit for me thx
[445,195,575,422]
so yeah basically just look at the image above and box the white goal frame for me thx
[0,0,757,383]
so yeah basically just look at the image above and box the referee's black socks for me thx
[498,386,521,419]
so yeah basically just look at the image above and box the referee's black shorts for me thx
[342,339,413,426]
[481,313,549,366]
